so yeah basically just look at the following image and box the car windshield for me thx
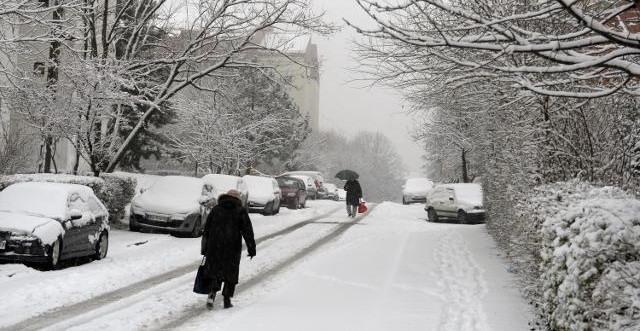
[243,176,275,195]
[203,175,237,192]
[455,185,483,205]
[148,176,203,201]
[278,177,299,188]
[0,184,68,220]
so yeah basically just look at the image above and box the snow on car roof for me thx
[404,178,433,187]
[202,174,239,192]
[437,183,483,204]
[0,182,92,220]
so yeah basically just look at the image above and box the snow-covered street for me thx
[0,201,531,331]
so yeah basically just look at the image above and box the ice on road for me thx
[181,202,532,331]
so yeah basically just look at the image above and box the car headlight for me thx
[171,212,191,220]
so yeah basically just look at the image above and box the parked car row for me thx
[401,177,486,224]
[0,170,335,270]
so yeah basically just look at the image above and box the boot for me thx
[206,292,216,310]
[223,296,233,309]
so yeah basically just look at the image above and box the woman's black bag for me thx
[193,257,212,294]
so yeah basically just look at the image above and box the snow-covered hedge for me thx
[0,173,137,222]
[98,173,137,222]
[0,173,106,195]
[534,182,640,330]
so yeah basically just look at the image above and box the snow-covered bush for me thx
[98,173,137,222]
[0,173,106,195]
[537,184,640,330]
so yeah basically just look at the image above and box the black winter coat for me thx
[344,179,362,206]
[202,194,256,284]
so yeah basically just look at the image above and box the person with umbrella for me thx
[336,170,362,218]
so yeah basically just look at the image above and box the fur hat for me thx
[226,189,241,199]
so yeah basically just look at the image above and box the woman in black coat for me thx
[202,189,256,309]
[344,179,362,218]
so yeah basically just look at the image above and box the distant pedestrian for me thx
[344,178,362,218]
[201,189,256,310]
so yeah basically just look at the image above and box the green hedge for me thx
[98,173,137,222]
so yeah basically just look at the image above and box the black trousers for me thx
[211,279,236,297]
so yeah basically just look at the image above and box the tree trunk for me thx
[43,136,53,173]
[461,148,469,183]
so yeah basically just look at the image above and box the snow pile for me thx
[0,173,105,194]
[539,185,640,330]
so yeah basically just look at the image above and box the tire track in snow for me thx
[434,229,489,331]
[157,204,379,331]
[0,206,343,331]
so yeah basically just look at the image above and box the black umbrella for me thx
[335,169,359,180]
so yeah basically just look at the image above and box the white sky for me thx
[311,0,426,176]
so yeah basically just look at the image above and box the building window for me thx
[33,62,45,76]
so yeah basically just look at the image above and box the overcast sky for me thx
[311,0,426,176]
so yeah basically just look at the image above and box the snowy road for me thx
[1,201,532,331]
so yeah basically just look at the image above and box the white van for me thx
[424,183,485,224]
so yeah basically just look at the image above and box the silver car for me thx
[129,176,216,237]
[424,183,485,224]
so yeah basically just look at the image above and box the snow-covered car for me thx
[337,188,347,201]
[243,175,281,215]
[280,171,324,198]
[322,183,339,201]
[276,176,307,209]
[0,182,109,270]
[402,178,433,205]
[129,176,216,237]
[202,174,249,207]
[424,183,485,224]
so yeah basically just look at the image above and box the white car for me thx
[402,178,433,204]
[0,182,109,270]
[129,176,216,237]
[424,183,485,224]
[243,175,282,215]
[202,174,249,207]
[322,183,339,200]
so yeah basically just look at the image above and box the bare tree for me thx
[349,0,640,98]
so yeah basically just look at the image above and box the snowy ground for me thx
[0,201,532,331]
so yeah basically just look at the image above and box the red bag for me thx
[358,201,368,214]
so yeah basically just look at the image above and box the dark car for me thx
[276,176,307,209]
[0,182,110,270]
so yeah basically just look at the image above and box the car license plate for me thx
[0,241,5,250]
[146,214,169,222]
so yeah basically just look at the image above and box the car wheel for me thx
[93,231,109,260]
[274,200,281,214]
[46,238,62,270]
[457,210,468,224]
[427,208,439,223]
[190,217,203,238]
[264,202,274,215]
[129,219,141,232]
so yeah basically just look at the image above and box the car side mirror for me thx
[69,209,83,220]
